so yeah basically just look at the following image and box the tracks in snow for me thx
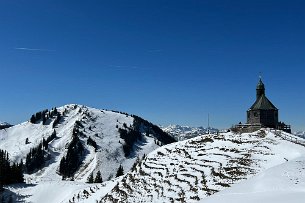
[101,132,276,202]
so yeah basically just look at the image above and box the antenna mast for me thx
[208,113,210,134]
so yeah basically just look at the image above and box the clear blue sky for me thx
[0,0,304,131]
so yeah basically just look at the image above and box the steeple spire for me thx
[256,77,265,99]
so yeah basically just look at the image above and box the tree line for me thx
[25,130,57,173]
[30,107,62,127]
[59,125,84,179]
[0,150,24,190]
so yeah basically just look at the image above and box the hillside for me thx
[0,104,175,202]
[162,124,219,141]
[99,129,305,203]
[202,156,305,203]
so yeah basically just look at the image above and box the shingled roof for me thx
[249,94,278,110]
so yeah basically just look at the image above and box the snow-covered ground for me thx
[202,156,305,203]
[99,129,305,203]
[162,124,218,141]
[6,178,121,203]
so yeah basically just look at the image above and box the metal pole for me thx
[208,113,210,134]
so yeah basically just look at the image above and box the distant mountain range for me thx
[0,121,11,125]
[162,124,219,141]
[294,131,305,139]
[0,121,12,129]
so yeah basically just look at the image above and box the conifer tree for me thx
[42,116,47,125]
[35,112,42,121]
[87,137,97,150]
[25,143,45,173]
[87,172,94,183]
[53,114,61,128]
[0,149,24,185]
[115,165,124,177]
[59,132,84,178]
[43,138,47,150]
[54,107,58,115]
[94,171,103,183]
[131,156,140,171]
[30,115,36,123]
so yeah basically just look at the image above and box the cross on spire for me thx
[259,72,262,80]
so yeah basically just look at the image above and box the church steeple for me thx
[247,77,279,129]
[256,77,265,99]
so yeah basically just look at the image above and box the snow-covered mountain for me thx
[294,131,305,139]
[0,121,10,125]
[162,124,219,141]
[2,108,305,203]
[0,121,12,129]
[98,129,305,203]
[0,104,175,199]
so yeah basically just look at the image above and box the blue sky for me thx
[0,0,304,131]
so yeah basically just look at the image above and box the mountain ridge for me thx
[162,124,219,141]
[294,131,305,139]
[0,104,174,183]
[0,121,12,129]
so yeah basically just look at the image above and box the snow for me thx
[6,179,120,203]
[202,156,305,203]
[99,129,305,202]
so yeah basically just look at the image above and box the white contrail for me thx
[14,47,55,51]
[108,65,140,70]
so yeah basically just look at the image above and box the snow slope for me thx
[0,104,174,202]
[5,179,120,203]
[202,156,305,203]
[99,129,305,203]
[162,124,218,141]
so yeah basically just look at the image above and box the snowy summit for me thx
[0,104,175,202]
